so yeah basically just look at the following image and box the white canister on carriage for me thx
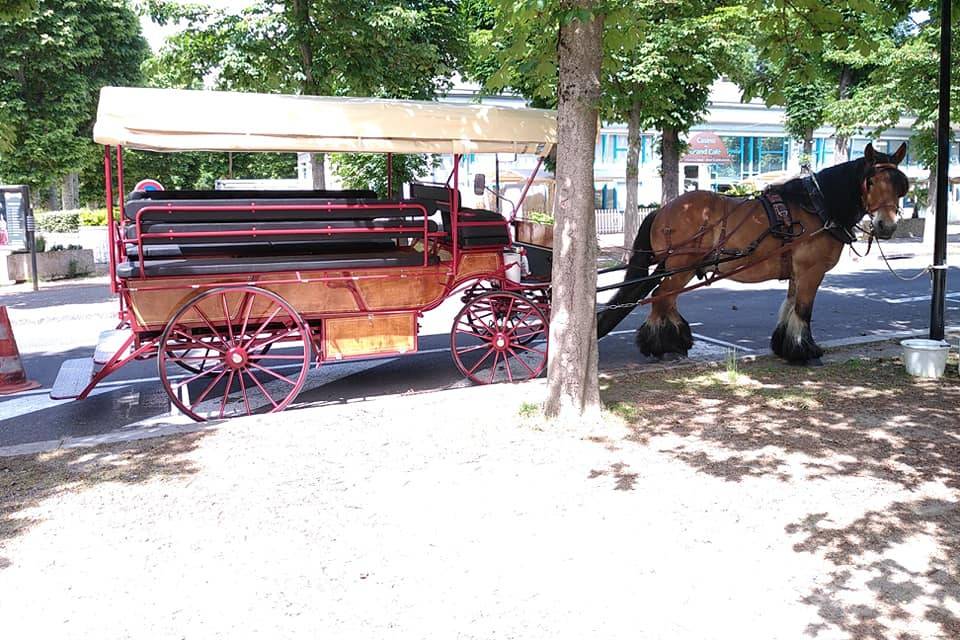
[503,251,523,283]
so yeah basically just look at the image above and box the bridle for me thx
[859,161,904,219]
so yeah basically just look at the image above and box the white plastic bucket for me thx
[901,339,950,378]
[503,252,522,283]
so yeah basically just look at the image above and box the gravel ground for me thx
[1,346,958,639]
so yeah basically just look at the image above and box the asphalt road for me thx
[2,240,958,448]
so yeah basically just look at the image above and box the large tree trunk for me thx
[60,172,80,210]
[543,5,603,423]
[292,0,325,190]
[660,126,680,204]
[46,184,59,211]
[801,128,814,174]
[622,101,641,261]
[833,66,854,163]
[310,153,326,189]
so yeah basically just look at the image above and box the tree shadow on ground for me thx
[600,356,960,639]
[0,432,205,570]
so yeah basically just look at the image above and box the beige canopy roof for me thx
[93,87,557,156]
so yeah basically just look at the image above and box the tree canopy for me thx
[0,0,148,193]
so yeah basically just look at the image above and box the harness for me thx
[757,190,803,280]
[802,162,901,244]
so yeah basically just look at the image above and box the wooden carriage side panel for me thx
[455,252,502,281]
[123,266,454,329]
[323,313,416,360]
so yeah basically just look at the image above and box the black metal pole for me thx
[930,0,951,340]
[24,187,38,292]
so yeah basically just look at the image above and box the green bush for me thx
[528,211,554,224]
[36,210,80,233]
[36,208,113,232]
[79,209,112,226]
[34,235,46,252]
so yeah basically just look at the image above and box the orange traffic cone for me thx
[0,306,39,395]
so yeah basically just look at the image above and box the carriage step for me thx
[50,357,95,400]
[94,329,132,365]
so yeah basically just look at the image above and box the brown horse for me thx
[597,143,909,364]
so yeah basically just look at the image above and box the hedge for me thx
[35,208,113,233]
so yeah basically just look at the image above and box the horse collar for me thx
[802,174,857,244]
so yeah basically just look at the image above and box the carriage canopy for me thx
[93,87,557,157]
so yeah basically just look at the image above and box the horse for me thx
[597,142,909,364]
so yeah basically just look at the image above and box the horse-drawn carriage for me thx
[51,87,556,421]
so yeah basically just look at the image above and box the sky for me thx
[139,0,255,51]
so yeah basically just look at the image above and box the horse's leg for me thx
[770,279,796,358]
[772,269,826,364]
[636,273,695,358]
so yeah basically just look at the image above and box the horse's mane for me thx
[766,154,908,231]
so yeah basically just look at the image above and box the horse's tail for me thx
[597,211,663,338]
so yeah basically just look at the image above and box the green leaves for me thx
[0,0,148,192]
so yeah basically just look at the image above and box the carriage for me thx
[50,87,557,421]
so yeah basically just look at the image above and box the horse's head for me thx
[862,142,909,240]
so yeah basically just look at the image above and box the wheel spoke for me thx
[236,291,254,336]
[513,344,547,356]
[488,351,500,384]
[237,368,252,416]
[221,293,235,342]
[507,346,538,377]
[175,363,226,388]
[466,345,496,375]
[247,326,301,352]
[171,330,228,354]
[245,369,279,409]
[189,368,229,411]
[242,305,284,349]
[218,370,236,419]
[247,354,308,360]
[193,305,230,348]
[248,361,298,386]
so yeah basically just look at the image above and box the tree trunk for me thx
[924,160,937,251]
[622,101,641,260]
[46,184,59,211]
[833,66,854,164]
[834,136,850,164]
[291,0,325,191]
[543,5,603,424]
[660,126,680,204]
[310,153,326,190]
[801,128,814,174]
[60,172,79,210]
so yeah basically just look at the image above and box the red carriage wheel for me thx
[451,291,548,384]
[158,286,312,421]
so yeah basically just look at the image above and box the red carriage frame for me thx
[53,87,557,421]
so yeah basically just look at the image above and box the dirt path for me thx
[1,347,958,639]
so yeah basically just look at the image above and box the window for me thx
[709,136,787,190]
[612,135,629,162]
[813,139,835,169]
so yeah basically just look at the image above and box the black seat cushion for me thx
[124,198,429,223]
[408,183,508,248]
[124,218,438,258]
[127,188,377,201]
[117,250,438,279]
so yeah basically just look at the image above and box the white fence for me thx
[40,227,110,263]
[595,207,658,235]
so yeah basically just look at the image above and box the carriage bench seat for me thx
[124,218,438,259]
[116,250,438,279]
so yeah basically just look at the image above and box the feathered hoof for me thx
[637,316,693,358]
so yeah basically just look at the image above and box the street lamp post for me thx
[930,0,951,340]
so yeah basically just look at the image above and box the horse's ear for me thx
[864,143,876,164]
[892,142,907,164]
